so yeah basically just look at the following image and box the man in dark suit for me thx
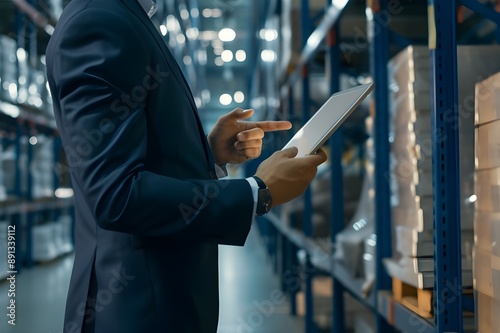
[46,0,326,332]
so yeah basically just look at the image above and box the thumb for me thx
[279,146,299,158]
[303,148,327,165]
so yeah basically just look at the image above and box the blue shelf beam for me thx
[429,0,463,332]
[458,0,500,25]
[393,301,436,333]
[265,212,377,312]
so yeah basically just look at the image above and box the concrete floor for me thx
[0,226,304,333]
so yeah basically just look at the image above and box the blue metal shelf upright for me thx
[367,0,393,332]
[430,0,463,332]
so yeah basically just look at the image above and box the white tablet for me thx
[282,82,374,157]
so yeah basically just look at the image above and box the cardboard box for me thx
[474,211,500,256]
[477,292,493,333]
[475,168,500,213]
[474,246,494,297]
[476,291,500,332]
[475,72,500,126]
[476,119,500,170]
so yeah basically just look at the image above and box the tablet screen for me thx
[282,83,373,157]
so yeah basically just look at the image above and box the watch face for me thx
[257,189,272,215]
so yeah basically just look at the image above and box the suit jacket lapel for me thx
[121,0,216,174]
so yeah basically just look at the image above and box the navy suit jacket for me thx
[46,0,254,332]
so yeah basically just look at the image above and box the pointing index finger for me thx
[245,121,292,132]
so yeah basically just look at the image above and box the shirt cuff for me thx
[245,177,259,217]
[214,164,228,178]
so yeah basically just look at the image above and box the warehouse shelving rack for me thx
[258,0,500,332]
[0,5,74,275]
[0,103,75,273]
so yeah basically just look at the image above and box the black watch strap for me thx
[252,176,272,216]
[252,176,267,190]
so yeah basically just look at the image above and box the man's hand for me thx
[255,147,327,207]
[207,108,292,165]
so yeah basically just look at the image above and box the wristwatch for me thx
[252,176,273,216]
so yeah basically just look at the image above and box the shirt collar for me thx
[137,0,157,18]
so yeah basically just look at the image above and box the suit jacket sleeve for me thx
[46,8,254,246]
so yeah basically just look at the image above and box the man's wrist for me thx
[252,176,272,216]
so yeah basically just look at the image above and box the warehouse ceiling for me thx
[1,0,498,131]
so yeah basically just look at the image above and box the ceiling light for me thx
[197,50,207,65]
[213,47,223,56]
[44,25,54,35]
[219,94,232,106]
[17,48,27,62]
[259,29,278,42]
[180,9,189,20]
[29,136,37,145]
[199,31,218,41]
[235,50,246,62]
[191,8,199,18]
[215,57,224,66]
[160,25,167,36]
[202,90,211,103]
[221,50,234,62]
[219,28,236,42]
[183,56,192,65]
[0,101,20,118]
[55,188,74,199]
[211,9,223,18]
[234,91,245,103]
[468,194,477,203]
[29,84,37,95]
[202,8,212,18]
[176,34,186,44]
[8,83,17,99]
[195,97,202,108]
[261,50,277,63]
[186,27,199,40]
[333,0,349,8]
[166,15,177,31]
[211,39,223,48]
[201,89,212,103]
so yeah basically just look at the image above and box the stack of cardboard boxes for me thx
[474,72,500,333]
[385,45,500,289]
